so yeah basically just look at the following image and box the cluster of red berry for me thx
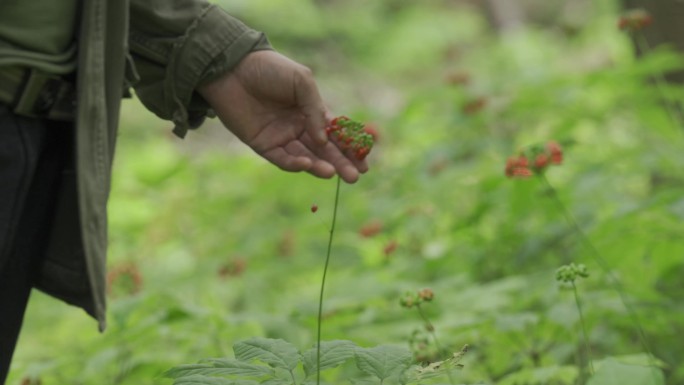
[326,116,375,160]
[618,9,652,32]
[106,262,143,296]
[505,141,563,178]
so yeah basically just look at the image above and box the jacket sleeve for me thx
[128,0,271,137]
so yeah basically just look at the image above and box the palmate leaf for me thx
[233,338,300,371]
[171,374,259,385]
[354,345,413,381]
[302,340,357,377]
[164,360,273,379]
[587,359,665,385]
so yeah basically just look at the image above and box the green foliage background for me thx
[8,1,684,384]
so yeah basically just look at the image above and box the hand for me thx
[198,50,368,183]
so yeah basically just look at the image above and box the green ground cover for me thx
[8,1,684,384]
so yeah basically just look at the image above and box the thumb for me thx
[294,67,329,145]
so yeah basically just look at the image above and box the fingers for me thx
[300,135,366,183]
[284,141,336,178]
[262,145,341,181]
[263,140,363,183]
[293,67,328,145]
[282,140,361,183]
[261,148,314,173]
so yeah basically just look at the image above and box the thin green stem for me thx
[289,370,298,385]
[539,175,658,376]
[415,304,455,385]
[317,176,341,385]
[415,304,434,333]
[571,282,594,375]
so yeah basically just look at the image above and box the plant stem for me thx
[539,175,658,377]
[317,176,341,385]
[415,304,434,333]
[416,304,455,385]
[571,282,594,375]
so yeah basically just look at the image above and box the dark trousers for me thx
[0,104,72,384]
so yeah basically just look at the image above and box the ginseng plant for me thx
[505,141,660,381]
[163,117,467,385]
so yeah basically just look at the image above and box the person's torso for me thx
[0,0,79,74]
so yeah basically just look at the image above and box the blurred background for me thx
[8,0,684,384]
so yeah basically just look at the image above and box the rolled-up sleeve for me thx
[128,0,271,137]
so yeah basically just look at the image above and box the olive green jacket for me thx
[36,0,270,331]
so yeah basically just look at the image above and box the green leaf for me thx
[498,365,578,385]
[302,340,357,377]
[164,360,273,379]
[205,359,276,377]
[172,374,259,385]
[587,359,665,385]
[603,354,667,368]
[233,338,300,371]
[354,345,413,381]
[260,379,293,385]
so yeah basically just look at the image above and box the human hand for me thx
[198,50,368,183]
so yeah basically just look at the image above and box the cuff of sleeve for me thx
[166,5,272,138]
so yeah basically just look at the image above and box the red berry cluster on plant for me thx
[505,141,563,178]
[358,219,383,238]
[106,262,143,296]
[462,97,487,115]
[326,116,375,160]
[618,9,652,32]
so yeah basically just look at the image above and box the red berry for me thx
[330,116,349,126]
[512,167,533,178]
[618,9,653,32]
[363,125,380,142]
[311,204,318,213]
[384,240,398,256]
[534,154,549,170]
[618,17,629,30]
[445,71,470,86]
[505,157,517,177]
[462,97,486,115]
[359,220,383,238]
[355,147,370,160]
[418,288,434,301]
[547,141,563,164]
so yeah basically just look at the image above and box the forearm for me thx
[127,0,271,137]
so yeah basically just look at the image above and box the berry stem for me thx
[316,176,341,385]
[415,304,435,333]
[415,304,455,385]
[571,281,594,375]
[539,175,658,378]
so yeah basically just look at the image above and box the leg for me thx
[0,105,71,384]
